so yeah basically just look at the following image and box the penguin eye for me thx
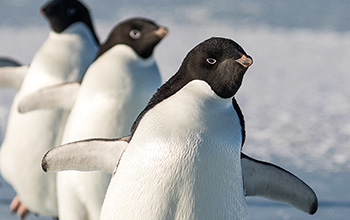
[206,58,217,65]
[129,29,142,40]
[66,7,77,16]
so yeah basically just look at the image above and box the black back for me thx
[41,0,99,45]
[232,98,246,148]
[131,37,252,144]
[95,18,167,60]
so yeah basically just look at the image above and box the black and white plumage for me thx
[42,37,317,219]
[0,0,99,218]
[19,17,167,220]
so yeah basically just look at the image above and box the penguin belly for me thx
[100,81,248,220]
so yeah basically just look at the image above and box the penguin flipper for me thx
[0,57,21,67]
[0,65,28,90]
[241,153,318,215]
[42,136,130,174]
[18,82,80,113]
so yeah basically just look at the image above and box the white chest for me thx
[21,23,98,93]
[62,45,161,142]
[100,81,247,220]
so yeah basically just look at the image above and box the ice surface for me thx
[1,1,350,219]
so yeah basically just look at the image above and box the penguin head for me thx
[96,18,168,59]
[40,0,99,44]
[180,37,253,98]
[131,38,252,133]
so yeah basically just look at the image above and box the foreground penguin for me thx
[42,37,318,219]
[19,18,167,220]
[0,0,99,218]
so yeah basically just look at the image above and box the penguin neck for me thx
[131,76,232,133]
[172,80,232,109]
[133,80,237,142]
[101,44,156,67]
[49,22,99,47]
[82,44,158,92]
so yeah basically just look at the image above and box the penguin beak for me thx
[154,26,169,39]
[40,7,46,16]
[236,55,253,68]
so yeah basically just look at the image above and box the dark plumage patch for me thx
[41,0,99,45]
[95,18,166,60]
[41,156,49,172]
[232,98,246,148]
[309,199,318,215]
[0,57,21,67]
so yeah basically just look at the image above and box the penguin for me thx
[40,37,317,219]
[0,0,99,219]
[19,18,167,220]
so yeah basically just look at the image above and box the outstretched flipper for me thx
[18,82,81,113]
[0,64,28,90]
[42,136,130,174]
[241,153,318,214]
[0,57,21,67]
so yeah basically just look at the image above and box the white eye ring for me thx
[66,7,77,16]
[206,58,217,65]
[129,29,141,39]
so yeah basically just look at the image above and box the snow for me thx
[1,0,350,219]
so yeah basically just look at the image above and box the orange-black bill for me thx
[236,54,253,68]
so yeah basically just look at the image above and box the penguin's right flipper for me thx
[42,136,130,174]
[18,82,81,113]
[0,65,28,90]
[241,153,318,215]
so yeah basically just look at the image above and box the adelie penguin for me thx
[0,0,99,219]
[19,18,167,220]
[41,37,318,219]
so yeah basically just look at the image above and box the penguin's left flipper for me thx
[241,153,318,215]
[42,136,130,174]
[18,82,81,113]
[0,65,28,90]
